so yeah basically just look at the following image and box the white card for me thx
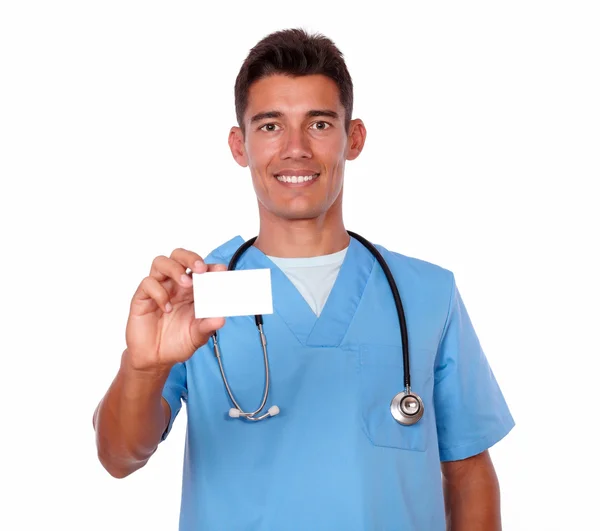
[193,268,273,318]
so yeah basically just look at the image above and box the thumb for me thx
[207,263,228,273]
[190,316,226,348]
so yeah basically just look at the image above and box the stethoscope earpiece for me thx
[228,405,280,421]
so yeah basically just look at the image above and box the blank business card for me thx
[193,268,273,318]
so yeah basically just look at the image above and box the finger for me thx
[170,248,208,275]
[190,317,226,347]
[207,263,228,273]
[150,255,192,288]
[133,276,173,313]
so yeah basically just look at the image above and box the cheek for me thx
[316,136,346,166]
[247,135,278,164]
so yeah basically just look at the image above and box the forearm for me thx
[93,350,172,478]
[442,453,502,531]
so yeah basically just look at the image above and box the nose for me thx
[280,127,312,159]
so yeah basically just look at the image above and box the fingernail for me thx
[165,302,172,312]
[180,274,192,285]
[194,260,204,271]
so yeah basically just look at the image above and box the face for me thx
[229,74,366,221]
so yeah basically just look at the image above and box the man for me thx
[93,28,514,530]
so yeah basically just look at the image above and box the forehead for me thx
[245,74,343,119]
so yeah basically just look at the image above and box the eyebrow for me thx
[250,109,340,124]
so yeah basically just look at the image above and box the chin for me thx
[273,205,323,221]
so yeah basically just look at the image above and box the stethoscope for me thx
[211,231,424,426]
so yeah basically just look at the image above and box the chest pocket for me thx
[359,344,434,451]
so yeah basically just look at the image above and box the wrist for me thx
[120,349,174,381]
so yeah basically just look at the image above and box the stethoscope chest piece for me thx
[390,390,424,425]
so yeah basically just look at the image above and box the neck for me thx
[254,200,350,258]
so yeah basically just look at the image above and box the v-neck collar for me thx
[228,235,375,347]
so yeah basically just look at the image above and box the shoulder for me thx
[372,241,456,300]
[374,241,454,282]
[203,235,246,265]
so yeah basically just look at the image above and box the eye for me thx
[259,123,280,132]
[311,121,331,131]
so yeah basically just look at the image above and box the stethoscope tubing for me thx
[346,231,412,390]
[211,232,419,422]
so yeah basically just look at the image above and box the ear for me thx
[228,126,248,167]
[345,119,367,161]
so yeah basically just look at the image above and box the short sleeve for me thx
[434,274,515,461]
[160,362,187,442]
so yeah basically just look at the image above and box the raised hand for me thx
[125,248,227,371]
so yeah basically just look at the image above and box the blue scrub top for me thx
[161,235,514,531]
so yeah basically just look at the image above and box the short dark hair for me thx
[234,28,353,136]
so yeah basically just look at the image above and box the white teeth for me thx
[276,173,318,183]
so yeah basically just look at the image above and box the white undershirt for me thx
[267,247,349,317]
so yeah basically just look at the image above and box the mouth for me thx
[274,172,320,185]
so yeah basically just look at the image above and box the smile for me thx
[275,173,320,184]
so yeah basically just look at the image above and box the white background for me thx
[1,1,598,529]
